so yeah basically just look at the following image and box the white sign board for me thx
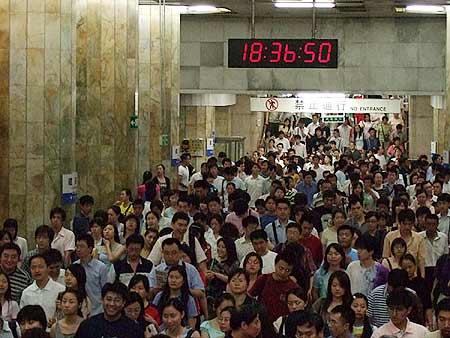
[62,172,78,204]
[250,97,401,115]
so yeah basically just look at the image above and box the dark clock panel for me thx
[228,39,338,68]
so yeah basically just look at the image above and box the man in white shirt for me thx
[292,135,307,159]
[337,118,352,149]
[148,212,207,272]
[292,120,307,143]
[20,253,65,321]
[275,131,290,151]
[49,207,75,266]
[245,163,266,208]
[438,194,450,240]
[177,153,191,195]
[249,230,277,274]
[306,114,320,137]
[421,214,449,288]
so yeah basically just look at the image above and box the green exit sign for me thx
[130,116,138,129]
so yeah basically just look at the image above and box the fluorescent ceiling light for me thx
[184,5,231,14]
[274,1,335,9]
[405,5,445,14]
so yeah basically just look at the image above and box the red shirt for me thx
[248,273,298,322]
[299,236,323,268]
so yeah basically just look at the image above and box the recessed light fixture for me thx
[183,5,231,14]
[404,5,445,14]
[296,92,346,99]
[274,1,335,9]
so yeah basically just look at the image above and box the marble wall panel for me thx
[27,48,45,86]
[10,0,26,13]
[10,14,26,48]
[26,85,44,122]
[9,121,26,159]
[27,13,45,49]
[26,122,44,158]
[10,48,26,86]
[9,85,26,121]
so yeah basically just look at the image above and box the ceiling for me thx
[143,0,450,17]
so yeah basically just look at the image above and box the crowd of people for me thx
[2,112,450,338]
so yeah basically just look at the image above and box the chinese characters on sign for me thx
[252,98,401,117]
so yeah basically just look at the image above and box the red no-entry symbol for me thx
[266,98,279,111]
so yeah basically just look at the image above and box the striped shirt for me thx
[7,267,32,303]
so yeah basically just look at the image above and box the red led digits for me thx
[242,42,249,61]
[303,42,316,63]
[283,44,297,63]
[249,42,264,62]
[318,41,332,64]
[270,41,282,63]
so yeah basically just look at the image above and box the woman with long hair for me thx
[96,223,125,265]
[64,264,91,318]
[381,237,407,271]
[50,289,83,338]
[121,215,140,244]
[242,252,263,291]
[153,266,198,329]
[141,228,159,258]
[206,237,239,301]
[157,299,200,338]
[129,274,160,327]
[89,217,105,247]
[312,270,352,333]
[351,293,373,338]
[0,271,19,321]
[312,243,346,301]
[200,293,235,338]
[152,164,171,196]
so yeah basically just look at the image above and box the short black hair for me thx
[0,242,21,257]
[50,207,66,222]
[229,304,261,330]
[337,224,355,236]
[354,236,375,253]
[296,312,324,334]
[17,305,47,328]
[330,305,355,331]
[34,225,55,242]
[162,237,182,250]
[76,234,95,248]
[386,287,413,309]
[436,298,450,316]
[79,195,94,206]
[29,254,49,267]
[21,328,51,338]
[43,249,63,266]
[133,198,144,207]
[387,268,409,288]
[125,234,145,248]
[275,250,296,267]
[398,209,416,223]
[172,212,190,224]
[242,215,259,228]
[250,229,268,242]
[101,281,128,300]
[3,218,18,231]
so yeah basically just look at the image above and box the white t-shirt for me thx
[245,175,266,207]
[261,250,277,274]
[178,165,190,192]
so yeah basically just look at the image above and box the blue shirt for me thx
[296,181,318,206]
[149,261,204,291]
[74,258,109,316]
[265,219,296,245]
[260,214,278,229]
[347,248,358,262]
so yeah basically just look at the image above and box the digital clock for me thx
[228,39,338,68]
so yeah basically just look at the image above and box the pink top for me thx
[372,320,428,338]
[225,209,260,234]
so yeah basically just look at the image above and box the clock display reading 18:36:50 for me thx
[228,39,338,68]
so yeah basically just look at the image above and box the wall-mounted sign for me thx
[250,97,401,115]
[228,39,338,68]
[62,172,78,204]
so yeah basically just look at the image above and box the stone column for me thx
[138,5,181,175]
[0,0,10,221]
[442,12,450,154]
[409,96,434,159]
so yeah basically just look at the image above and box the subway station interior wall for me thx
[180,17,445,94]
